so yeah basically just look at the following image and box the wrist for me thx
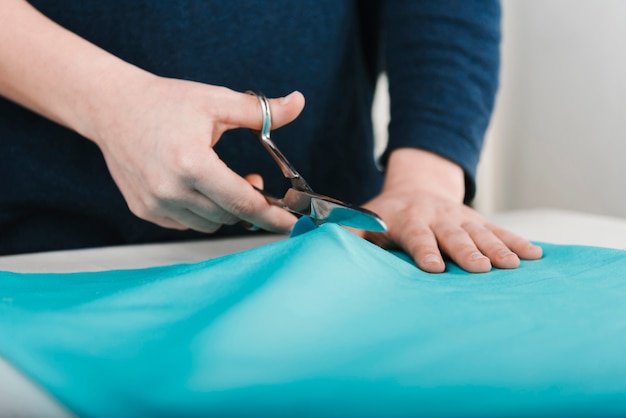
[384,148,465,202]
[75,64,158,145]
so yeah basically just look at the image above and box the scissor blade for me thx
[309,196,387,232]
[281,188,386,232]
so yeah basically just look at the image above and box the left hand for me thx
[355,148,542,273]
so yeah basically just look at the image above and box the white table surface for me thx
[1,208,626,417]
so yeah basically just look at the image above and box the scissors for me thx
[246,91,387,232]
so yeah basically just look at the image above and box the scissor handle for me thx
[247,91,311,188]
[252,185,284,208]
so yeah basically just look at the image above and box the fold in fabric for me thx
[1,218,626,417]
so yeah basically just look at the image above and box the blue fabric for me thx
[1,219,626,417]
[0,1,501,254]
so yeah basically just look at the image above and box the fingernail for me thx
[498,249,515,257]
[527,244,543,258]
[424,254,441,264]
[280,91,298,104]
[471,252,487,260]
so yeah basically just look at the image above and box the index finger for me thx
[195,152,297,233]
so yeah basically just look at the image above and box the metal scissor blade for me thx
[280,188,387,232]
[309,196,387,232]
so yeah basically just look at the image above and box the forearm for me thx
[382,0,501,202]
[0,0,150,140]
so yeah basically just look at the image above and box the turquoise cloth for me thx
[1,218,626,417]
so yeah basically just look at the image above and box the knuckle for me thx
[460,221,481,233]
[172,151,199,178]
[135,189,179,221]
[433,223,464,242]
[149,181,176,202]
[390,222,436,258]
[398,205,423,222]
[399,225,431,246]
[205,207,238,225]
[199,223,221,234]
[218,213,240,225]
[127,201,144,219]
[226,195,257,217]
[161,220,187,231]
[146,176,190,206]
[127,197,154,220]
[206,87,233,121]
[405,239,436,259]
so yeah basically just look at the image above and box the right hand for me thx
[90,76,305,234]
[1,1,306,234]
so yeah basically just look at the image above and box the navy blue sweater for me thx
[0,0,500,255]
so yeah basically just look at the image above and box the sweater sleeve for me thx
[381,0,501,203]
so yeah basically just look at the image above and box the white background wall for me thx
[374,1,626,219]
[476,0,626,217]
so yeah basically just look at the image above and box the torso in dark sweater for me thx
[0,0,500,254]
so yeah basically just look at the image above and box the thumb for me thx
[219,90,305,132]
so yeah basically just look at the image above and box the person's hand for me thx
[88,76,305,234]
[357,148,542,273]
